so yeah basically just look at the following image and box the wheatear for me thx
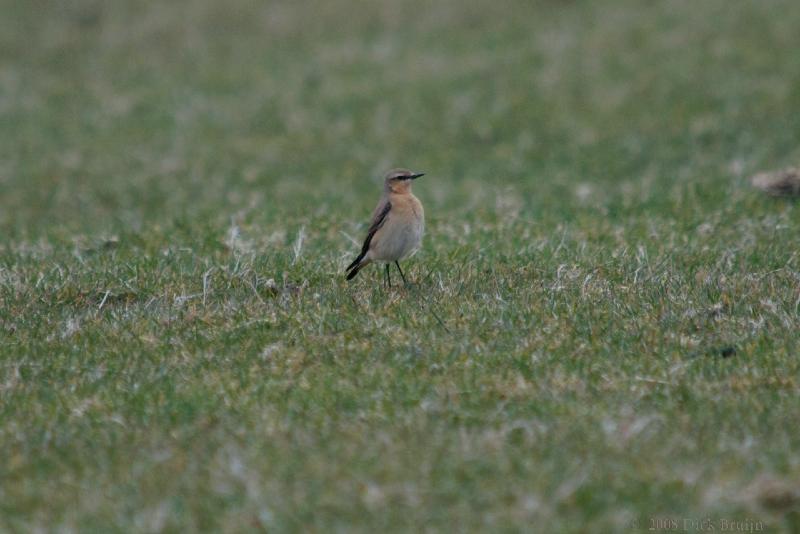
[346,168,425,287]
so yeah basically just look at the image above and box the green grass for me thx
[2,0,800,531]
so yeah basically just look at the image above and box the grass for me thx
[2,0,800,531]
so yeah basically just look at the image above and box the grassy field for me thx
[2,0,800,531]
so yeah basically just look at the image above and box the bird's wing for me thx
[347,199,392,271]
[361,199,392,255]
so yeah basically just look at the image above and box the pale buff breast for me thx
[368,193,424,262]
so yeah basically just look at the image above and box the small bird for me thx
[346,168,426,287]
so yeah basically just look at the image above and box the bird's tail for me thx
[345,255,368,280]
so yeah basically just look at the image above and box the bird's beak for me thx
[410,172,425,180]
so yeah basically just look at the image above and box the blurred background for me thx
[2,0,799,241]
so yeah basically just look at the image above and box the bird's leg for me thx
[385,264,392,288]
[395,261,408,286]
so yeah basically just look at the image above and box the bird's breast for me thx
[370,193,424,261]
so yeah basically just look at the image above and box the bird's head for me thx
[383,168,425,194]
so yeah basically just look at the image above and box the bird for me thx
[346,168,426,287]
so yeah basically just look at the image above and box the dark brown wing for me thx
[346,200,391,273]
